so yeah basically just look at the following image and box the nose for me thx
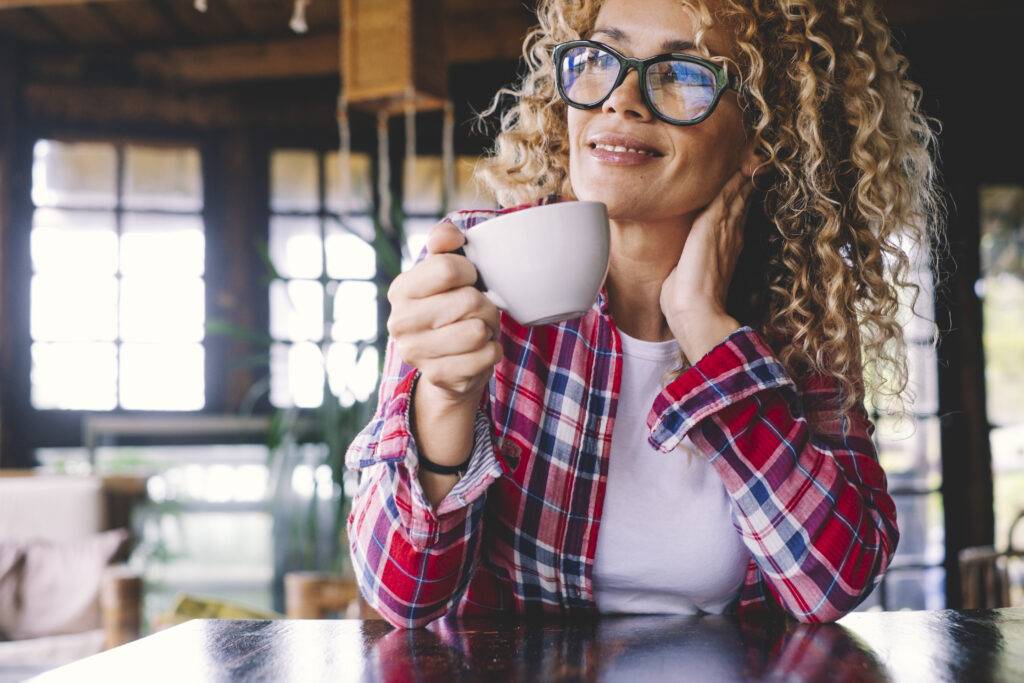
[601,67,653,122]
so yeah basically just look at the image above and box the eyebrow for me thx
[588,26,695,54]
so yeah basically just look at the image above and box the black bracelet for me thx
[417,450,470,476]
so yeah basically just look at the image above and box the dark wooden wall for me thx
[898,17,1021,606]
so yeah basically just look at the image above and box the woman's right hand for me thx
[386,220,503,410]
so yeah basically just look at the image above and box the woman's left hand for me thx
[659,170,754,364]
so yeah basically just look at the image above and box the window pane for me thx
[905,342,939,415]
[31,342,117,410]
[980,185,1024,551]
[891,492,944,566]
[326,225,376,280]
[121,277,205,342]
[120,343,204,410]
[454,156,497,210]
[270,216,323,279]
[325,151,372,213]
[331,281,377,342]
[31,208,117,276]
[31,275,118,342]
[403,156,442,214]
[402,217,435,271]
[269,343,292,408]
[269,342,324,409]
[327,343,379,407]
[980,186,1024,427]
[31,140,116,209]
[876,416,941,490]
[123,145,203,211]
[271,150,319,212]
[270,280,324,342]
[899,267,937,345]
[121,214,205,277]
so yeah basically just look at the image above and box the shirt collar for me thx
[596,285,610,317]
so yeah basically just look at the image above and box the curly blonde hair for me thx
[476,0,944,418]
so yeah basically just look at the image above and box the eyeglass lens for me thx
[559,44,719,122]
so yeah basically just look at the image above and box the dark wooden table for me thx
[34,608,1024,682]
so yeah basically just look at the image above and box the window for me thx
[267,150,495,409]
[30,140,206,411]
[979,186,1024,552]
[268,150,379,409]
[862,233,945,611]
[401,155,497,269]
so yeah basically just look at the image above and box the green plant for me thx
[208,210,405,579]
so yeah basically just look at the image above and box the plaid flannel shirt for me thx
[346,199,899,629]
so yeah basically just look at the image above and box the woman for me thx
[346,0,941,628]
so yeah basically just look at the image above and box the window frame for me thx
[1,126,235,462]
[266,146,384,411]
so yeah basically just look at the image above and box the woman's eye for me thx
[584,51,615,69]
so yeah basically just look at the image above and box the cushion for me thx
[0,543,25,640]
[4,529,127,641]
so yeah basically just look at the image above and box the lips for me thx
[585,132,664,165]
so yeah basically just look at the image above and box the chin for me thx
[572,182,651,220]
[573,176,625,207]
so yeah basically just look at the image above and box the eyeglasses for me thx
[553,40,739,126]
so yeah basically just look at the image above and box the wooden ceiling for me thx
[1,0,1021,86]
[0,0,341,48]
[0,0,538,85]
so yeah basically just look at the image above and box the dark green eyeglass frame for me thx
[552,39,740,126]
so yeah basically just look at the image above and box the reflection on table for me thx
[37,608,1024,682]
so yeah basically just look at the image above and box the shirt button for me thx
[499,440,521,469]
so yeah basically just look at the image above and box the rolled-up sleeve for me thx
[646,326,899,623]
[344,209,509,628]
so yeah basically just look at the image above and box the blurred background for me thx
[0,0,1022,674]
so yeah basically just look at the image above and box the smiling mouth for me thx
[589,142,661,157]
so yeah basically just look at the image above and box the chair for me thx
[284,572,381,620]
[0,472,146,676]
[959,510,1024,609]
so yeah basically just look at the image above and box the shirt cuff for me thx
[354,368,506,545]
[646,326,795,453]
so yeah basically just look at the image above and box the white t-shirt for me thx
[592,328,751,615]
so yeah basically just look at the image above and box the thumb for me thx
[426,221,466,255]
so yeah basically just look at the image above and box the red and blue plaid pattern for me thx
[346,201,899,628]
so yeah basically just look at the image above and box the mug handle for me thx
[454,246,508,311]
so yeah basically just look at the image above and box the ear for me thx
[739,139,763,179]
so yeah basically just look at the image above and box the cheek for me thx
[672,122,746,199]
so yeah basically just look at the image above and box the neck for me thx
[604,213,694,343]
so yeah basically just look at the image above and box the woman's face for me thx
[567,0,752,222]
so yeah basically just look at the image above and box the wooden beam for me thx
[0,0,135,7]
[132,32,340,84]
[22,81,337,128]
[0,0,135,8]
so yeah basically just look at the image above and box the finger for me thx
[388,286,500,336]
[426,220,467,255]
[388,253,479,301]
[397,317,496,361]
[420,341,504,386]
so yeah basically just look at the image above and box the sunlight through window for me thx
[29,140,206,411]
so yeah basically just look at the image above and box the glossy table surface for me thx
[36,608,1024,682]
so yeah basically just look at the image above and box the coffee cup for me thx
[458,201,610,326]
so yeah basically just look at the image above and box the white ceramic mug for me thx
[460,201,611,326]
